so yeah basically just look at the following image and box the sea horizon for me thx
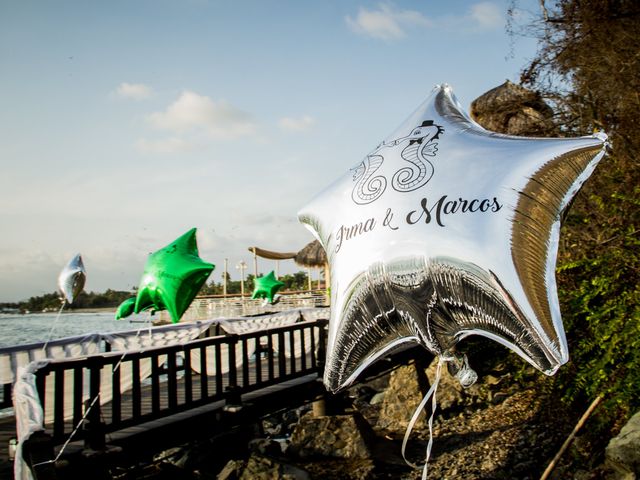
[0,311,153,348]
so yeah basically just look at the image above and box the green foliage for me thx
[197,270,311,296]
[278,271,312,291]
[556,237,640,421]
[2,289,135,313]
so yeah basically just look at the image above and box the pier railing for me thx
[161,290,329,322]
[0,305,328,411]
[33,319,327,448]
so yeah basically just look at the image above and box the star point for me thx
[135,228,214,323]
[299,84,607,392]
[251,271,284,305]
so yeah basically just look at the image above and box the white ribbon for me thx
[401,357,444,480]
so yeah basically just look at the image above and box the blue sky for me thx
[0,0,541,302]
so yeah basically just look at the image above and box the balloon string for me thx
[41,301,66,355]
[401,357,443,480]
[33,318,151,467]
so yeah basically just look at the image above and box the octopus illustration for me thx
[351,120,444,204]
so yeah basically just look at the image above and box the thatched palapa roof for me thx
[248,246,297,261]
[470,80,555,136]
[248,240,327,268]
[294,240,327,268]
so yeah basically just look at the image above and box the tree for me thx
[514,0,640,429]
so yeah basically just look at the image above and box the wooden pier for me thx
[0,315,423,479]
[1,319,330,479]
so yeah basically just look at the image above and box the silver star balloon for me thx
[299,84,608,393]
[58,253,86,304]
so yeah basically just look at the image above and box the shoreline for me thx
[0,307,117,315]
[66,307,116,313]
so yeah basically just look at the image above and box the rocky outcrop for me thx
[470,80,555,136]
[376,361,432,430]
[217,455,311,480]
[287,412,375,459]
[605,411,640,478]
[376,359,481,430]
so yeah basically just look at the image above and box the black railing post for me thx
[35,370,47,419]
[111,361,122,425]
[73,366,83,427]
[300,327,307,371]
[311,319,329,418]
[183,345,193,405]
[200,344,209,399]
[224,335,242,412]
[316,319,328,377]
[151,354,161,414]
[267,333,275,381]
[22,431,56,479]
[228,335,238,390]
[1,383,12,409]
[131,357,141,419]
[278,331,286,378]
[53,369,65,438]
[84,358,105,450]
[167,350,178,410]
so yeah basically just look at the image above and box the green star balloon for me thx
[134,228,214,323]
[115,297,136,320]
[251,270,285,304]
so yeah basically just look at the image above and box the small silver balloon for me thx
[58,254,86,304]
[299,84,608,393]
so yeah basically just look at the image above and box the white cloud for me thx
[278,115,315,132]
[135,137,194,154]
[469,2,503,29]
[147,90,256,139]
[115,82,153,100]
[345,3,431,41]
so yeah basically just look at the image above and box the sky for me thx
[0,0,541,302]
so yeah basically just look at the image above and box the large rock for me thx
[287,413,375,459]
[470,80,555,136]
[605,411,640,478]
[376,360,466,430]
[217,455,310,480]
[376,361,430,430]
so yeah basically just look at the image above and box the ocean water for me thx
[0,311,154,348]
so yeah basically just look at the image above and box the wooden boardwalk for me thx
[2,320,328,478]
[0,317,427,480]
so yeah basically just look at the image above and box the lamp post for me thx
[236,260,247,297]
[223,258,228,297]
[251,247,258,279]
